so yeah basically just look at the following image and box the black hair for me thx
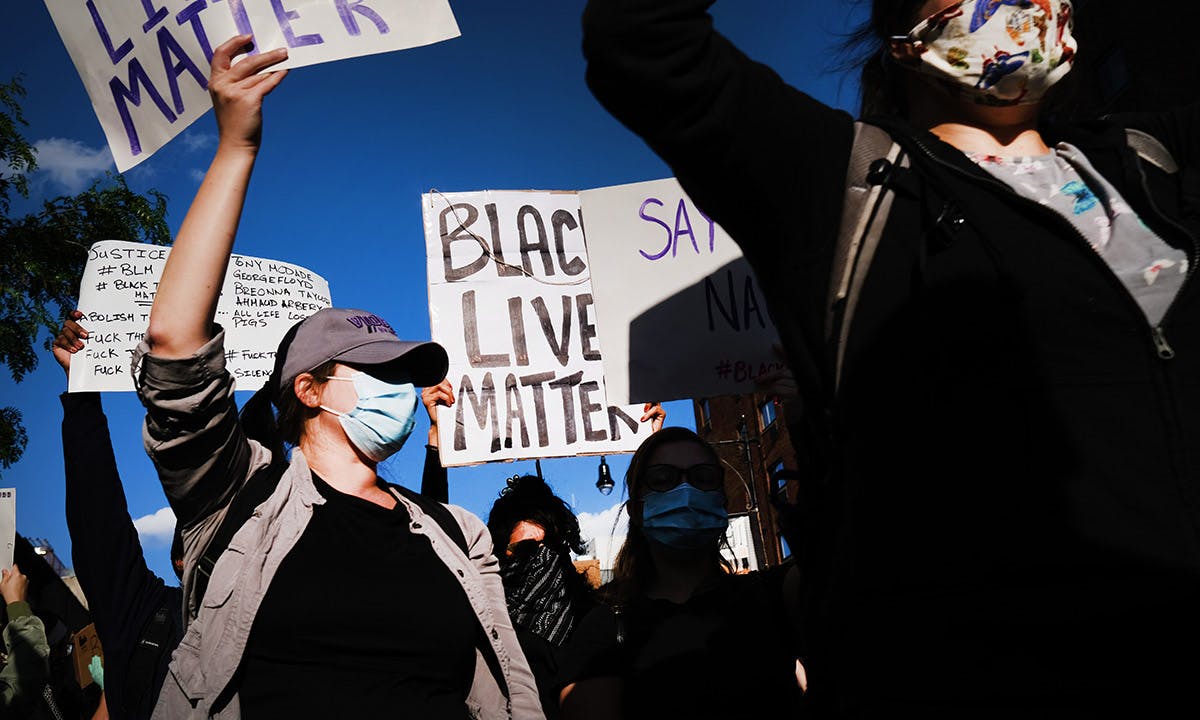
[843,0,930,117]
[169,528,185,581]
[487,475,588,557]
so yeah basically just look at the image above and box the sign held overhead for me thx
[43,0,461,170]
[423,190,651,467]
[71,240,333,392]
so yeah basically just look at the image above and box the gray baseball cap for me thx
[271,308,448,401]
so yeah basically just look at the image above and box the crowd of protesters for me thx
[4,0,1199,717]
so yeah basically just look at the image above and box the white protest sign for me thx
[70,240,333,392]
[423,190,651,467]
[580,178,782,404]
[43,0,461,171]
[0,488,14,571]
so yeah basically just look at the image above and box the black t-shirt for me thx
[238,474,478,719]
[557,572,802,720]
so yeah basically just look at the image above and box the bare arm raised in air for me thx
[136,35,288,531]
[144,35,288,358]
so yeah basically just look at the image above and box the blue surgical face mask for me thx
[320,372,418,462]
[641,482,729,550]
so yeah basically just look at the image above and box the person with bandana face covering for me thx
[131,35,543,720]
[557,428,805,720]
[484,476,597,720]
[419,380,667,718]
[583,0,1200,715]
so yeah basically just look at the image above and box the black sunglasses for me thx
[642,463,725,493]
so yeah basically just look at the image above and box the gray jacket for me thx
[133,330,544,720]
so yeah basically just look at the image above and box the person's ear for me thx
[294,372,324,409]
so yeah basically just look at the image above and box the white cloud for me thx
[181,131,216,153]
[575,502,628,570]
[188,168,206,183]
[133,506,176,545]
[32,138,114,193]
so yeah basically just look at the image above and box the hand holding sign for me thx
[53,310,89,377]
[422,378,455,448]
[0,564,28,605]
[210,35,289,154]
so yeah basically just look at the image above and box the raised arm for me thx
[54,314,168,645]
[144,35,287,358]
[0,566,50,710]
[134,36,287,529]
[420,381,453,502]
[581,0,854,262]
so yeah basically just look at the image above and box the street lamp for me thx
[596,455,614,495]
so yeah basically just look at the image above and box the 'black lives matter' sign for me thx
[423,190,649,467]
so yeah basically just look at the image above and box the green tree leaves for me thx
[0,76,171,472]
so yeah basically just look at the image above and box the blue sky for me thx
[0,1,866,581]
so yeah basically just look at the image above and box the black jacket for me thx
[62,393,182,720]
[584,0,1200,714]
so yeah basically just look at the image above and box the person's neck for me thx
[907,81,1050,158]
[298,429,395,508]
[927,121,1049,158]
[645,542,723,604]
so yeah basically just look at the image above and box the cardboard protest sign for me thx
[579,178,782,404]
[423,190,651,467]
[70,240,332,392]
[43,0,461,171]
[0,488,14,571]
[72,624,104,689]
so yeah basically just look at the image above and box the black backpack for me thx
[828,122,1179,389]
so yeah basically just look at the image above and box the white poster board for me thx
[423,190,651,467]
[70,240,333,392]
[0,488,14,571]
[43,0,461,171]
[580,178,782,404]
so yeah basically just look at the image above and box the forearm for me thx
[582,0,854,262]
[136,330,257,528]
[420,444,449,503]
[146,145,256,358]
[0,607,50,706]
[62,393,163,632]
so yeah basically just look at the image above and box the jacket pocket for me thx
[200,545,244,609]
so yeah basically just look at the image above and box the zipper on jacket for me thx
[1152,326,1176,360]
[908,134,1195,360]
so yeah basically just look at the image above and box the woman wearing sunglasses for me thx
[557,427,803,720]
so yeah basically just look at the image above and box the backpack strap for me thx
[191,460,287,616]
[390,484,470,556]
[827,121,908,390]
[1125,128,1178,175]
[126,602,177,712]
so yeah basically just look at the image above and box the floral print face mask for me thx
[897,0,1077,106]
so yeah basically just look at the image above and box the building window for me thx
[759,398,777,431]
[779,534,792,560]
[698,398,711,431]
[770,459,786,488]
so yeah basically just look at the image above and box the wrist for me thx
[5,600,31,617]
[212,141,259,164]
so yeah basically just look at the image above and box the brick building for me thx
[693,393,800,570]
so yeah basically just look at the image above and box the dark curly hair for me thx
[487,475,588,557]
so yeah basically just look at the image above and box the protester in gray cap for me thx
[131,35,543,720]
